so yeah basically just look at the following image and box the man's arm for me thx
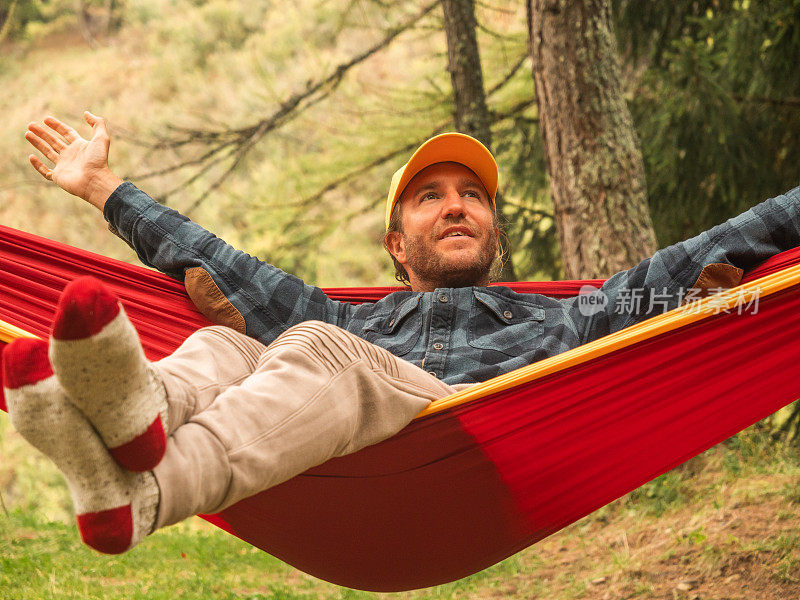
[570,185,800,343]
[25,113,352,344]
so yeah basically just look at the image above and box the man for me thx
[5,112,800,555]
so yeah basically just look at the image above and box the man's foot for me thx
[49,276,168,472]
[3,337,159,553]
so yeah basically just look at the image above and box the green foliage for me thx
[781,404,800,443]
[625,469,689,516]
[613,0,800,246]
[0,0,122,42]
[0,0,44,40]
[494,117,562,280]
[151,0,269,69]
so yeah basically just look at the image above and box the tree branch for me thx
[473,0,516,15]
[130,1,439,208]
[485,53,528,96]
[0,0,18,43]
[502,196,552,218]
[488,97,537,121]
[295,122,450,208]
[291,55,534,212]
[732,94,800,109]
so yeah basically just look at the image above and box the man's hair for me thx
[383,202,412,285]
[382,201,508,286]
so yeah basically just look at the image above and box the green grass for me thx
[0,512,336,600]
[0,508,575,600]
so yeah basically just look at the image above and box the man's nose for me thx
[441,190,466,218]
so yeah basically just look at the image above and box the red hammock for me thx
[1,223,799,592]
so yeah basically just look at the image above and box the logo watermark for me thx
[577,285,609,317]
[576,286,761,317]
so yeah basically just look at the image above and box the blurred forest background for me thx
[1,0,798,285]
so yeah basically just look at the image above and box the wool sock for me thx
[49,276,168,472]
[3,337,159,554]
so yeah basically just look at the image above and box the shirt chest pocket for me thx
[467,289,544,357]
[361,296,422,357]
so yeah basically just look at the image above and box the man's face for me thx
[387,162,499,291]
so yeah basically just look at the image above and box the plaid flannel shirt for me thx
[105,183,800,385]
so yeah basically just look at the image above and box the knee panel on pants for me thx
[262,320,394,375]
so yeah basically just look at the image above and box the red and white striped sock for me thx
[2,337,159,554]
[49,276,168,472]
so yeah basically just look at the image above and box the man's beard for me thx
[402,224,497,288]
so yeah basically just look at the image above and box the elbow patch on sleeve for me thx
[184,267,246,334]
[684,262,744,301]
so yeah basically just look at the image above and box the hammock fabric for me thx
[2,223,800,592]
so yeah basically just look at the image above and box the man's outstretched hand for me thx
[25,112,123,211]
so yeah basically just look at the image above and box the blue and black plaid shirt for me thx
[105,183,800,385]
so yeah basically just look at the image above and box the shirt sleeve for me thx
[569,185,800,344]
[103,182,352,344]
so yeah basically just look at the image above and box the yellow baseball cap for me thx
[385,133,499,229]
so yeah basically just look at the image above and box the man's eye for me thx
[421,193,438,201]
[463,190,480,198]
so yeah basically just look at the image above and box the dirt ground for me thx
[469,468,800,600]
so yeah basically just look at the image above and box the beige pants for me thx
[149,321,461,529]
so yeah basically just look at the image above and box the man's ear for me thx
[385,230,407,264]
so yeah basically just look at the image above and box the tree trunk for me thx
[76,0,99,49]
[0,0,19,43]
[441,0,516,281]
[528,0,657,279]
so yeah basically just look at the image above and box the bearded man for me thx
[5,112,800,554]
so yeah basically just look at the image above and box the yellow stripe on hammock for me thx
[0,321,39,344]
[1,264,799,418]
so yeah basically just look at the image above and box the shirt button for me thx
[427,371,438,378]
[433,342,443,350]
[438,294,449,303]
[503,310,513,319]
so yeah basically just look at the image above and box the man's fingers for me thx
[25,131,60,164]
[29,155,53,181]
[43,116,80,143]
[27,122,66,152]
[84,111,110,140]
